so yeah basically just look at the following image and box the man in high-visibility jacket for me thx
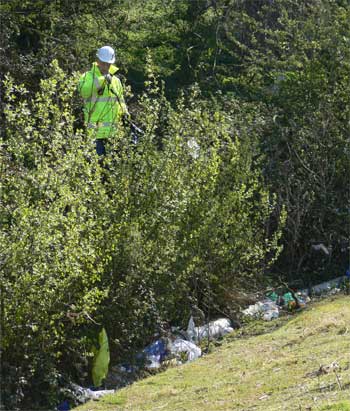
[78,45,129,155]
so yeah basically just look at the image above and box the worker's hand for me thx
[121,113,130,127]
[104,74,112,84]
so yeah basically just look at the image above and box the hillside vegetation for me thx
[74,295,350,411]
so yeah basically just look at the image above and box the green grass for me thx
[320,402,350,411]
[74,295,350,411]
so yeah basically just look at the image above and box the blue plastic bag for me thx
[142,339,167,368]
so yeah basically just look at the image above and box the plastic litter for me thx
[117,364,138,374]
[142,338,167,369]
[346,268,350,279]
[266,291,279,304]
[91,328,110,387]
[311,243,330,255]
[187,317,234,342]
[109,336,201,382]
[242,299,280,321]
[295,292,310,308]
[300,276,347,296]
[84,388,114,401]
[106,363,140,388]
[266,289,301,310]
[69,384,114,404]
[168,338,202,362]
[244,275,347,322]
[57,400,70,411]
[282,292,298,310]
[187,137,200,159]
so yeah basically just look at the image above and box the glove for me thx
[104,74,112,84]
[121,113,130,127]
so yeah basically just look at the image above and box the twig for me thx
[334,369,343,390]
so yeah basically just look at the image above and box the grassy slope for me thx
[74,295,350,411]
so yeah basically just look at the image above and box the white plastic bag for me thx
[242,299,279,321]
[168,338,201,362]
[70,383,114,403]
[187,317,234,342]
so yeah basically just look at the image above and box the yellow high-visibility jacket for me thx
[78,63,128,139]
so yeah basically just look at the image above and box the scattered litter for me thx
[106,317,230,383]
[142,338,167,369]
[259,394,270,400]
[168,338,202,362]
[69,384,114,404]
[244,274,347,322]
[140,335,202,369]
[105,363,140,389]
[58,382,115,408]
[187,317,234,342]
[295,292,310,308]
[242,299,280,321]
[170,326,189,340]
[57,400,70,411]
[311,243,330,255]
[346,268,350,279]
[318,362,340,375]
[63,274,348,408]
[280,292,296,308]
[266,289,308,310]
[304,361,340,378]
[300,276,347,296]
[92,328,110,387]
[187,137,200,159]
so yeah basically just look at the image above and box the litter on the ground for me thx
[91,327,110,387]
[242,299,280,321]
[61,274,348,408]
[243,275,346,322]
[266,290,305,310]
[294,292,309,308]
[304,361,340,378]
[105,363,140,389]
[105,317,233,390]
[186,317,234,342]
[68,384,114,404]
[168,338,202,362]
[142,338,167,369]
[300,276,347,296]
[57,400,70,411]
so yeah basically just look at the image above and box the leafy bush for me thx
[1,62,108,409]
[0,60,284,409]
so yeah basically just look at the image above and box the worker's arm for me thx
[111,76,129,116]
[78,72,106,99]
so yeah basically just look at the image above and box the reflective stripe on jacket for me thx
[78,63,128,139]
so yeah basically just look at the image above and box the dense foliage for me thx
[1,61,283,409]
[1,1,349,409]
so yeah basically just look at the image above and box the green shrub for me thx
[1,61,108,409]
[0,60,284,409]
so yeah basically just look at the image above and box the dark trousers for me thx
[95,139,106,156]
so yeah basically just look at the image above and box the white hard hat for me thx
[96,46,115,64]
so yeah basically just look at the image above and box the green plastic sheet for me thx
[92,327,110,387]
